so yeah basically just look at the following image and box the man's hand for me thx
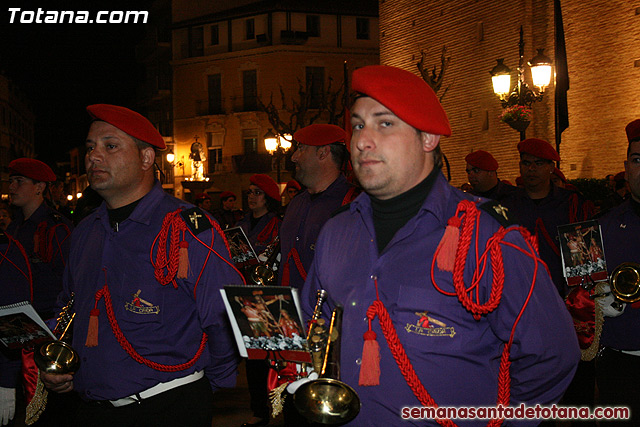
[40,372,74,393]
[0,387,15,426]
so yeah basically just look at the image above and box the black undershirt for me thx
[250,212,267,231]
[631,197,640,218]
[107,198,142,231]
[370,168,439,253]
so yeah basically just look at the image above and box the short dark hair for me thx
[327,143,349,169]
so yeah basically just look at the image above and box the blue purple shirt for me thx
[301,173,580,426]
[278,174,353,288]
[599,199,640,350]
[61,182,242,401]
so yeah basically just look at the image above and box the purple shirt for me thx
[236,211,280,255]
[62,182,242,400]
[301,173,579,426]
[599,199,640,350]
[6,202,73,316]
[278,174,353,288]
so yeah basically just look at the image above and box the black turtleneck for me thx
[108,198,143,231]
[370,168,439,253]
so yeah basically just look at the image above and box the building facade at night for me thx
[170,0,378,204]
[379,0,640,186]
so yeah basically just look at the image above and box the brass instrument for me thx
[249,237,280,286]
[34,295,80,374]
[610,262,640,303]
[294,293,361,425]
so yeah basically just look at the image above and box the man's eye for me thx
[381,121,392,127]
[352,123,363,130]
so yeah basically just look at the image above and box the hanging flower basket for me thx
[506,119,530,133]
[500,105,532,133]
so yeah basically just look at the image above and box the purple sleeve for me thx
[488,228,580,406]
[192,224,242,391]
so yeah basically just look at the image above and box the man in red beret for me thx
[279,123,356,289]
[298,65,578,426]
[593,117,640,425]
[212,191,243,229]
[464,150,516,201]
[2,158,74,426]
[501,137,596,422]
[40,105,243,426]
[274,123,357,425]
[502,138,594,297]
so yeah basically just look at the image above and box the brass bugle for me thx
[610,262,640,303]
[294,304,361,425]
[33,296,80,374]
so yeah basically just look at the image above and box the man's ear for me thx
[140,147,156,171]
[421,132,440,153]
[316,145,331,161]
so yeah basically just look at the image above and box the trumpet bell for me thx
[250,265,276,286]
[294,378,361,425]
[611,262,640,303]
[34,340,80,374]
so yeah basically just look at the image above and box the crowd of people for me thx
[0,64,639,427]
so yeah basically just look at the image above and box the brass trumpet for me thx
[249,237,280,286]
[34,295,80,374]
[294,294,361,425]
[610,262,640,303]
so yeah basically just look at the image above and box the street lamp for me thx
[264,128,291,183]
[490,26,553,140]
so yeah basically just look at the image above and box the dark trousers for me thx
[72,376,213,427]
[596,347,640,425]
[245,359,270,420]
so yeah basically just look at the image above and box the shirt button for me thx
[356,358,362,365]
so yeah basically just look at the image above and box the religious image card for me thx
[223,226,259,270]
[220,285,311,363]
[558,219,608,286]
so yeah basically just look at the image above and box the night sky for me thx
[0,0,154,167]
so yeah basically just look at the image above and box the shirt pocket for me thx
[394,285,462,352]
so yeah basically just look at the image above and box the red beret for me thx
[9,158,56,182]
[614,171,626,182]
[515,176,524,186]
[517,138,560,161]
[293,124,346,146]
[285,180,301,191]
[552,167,567,183]
[195,193,211,200]
[249,174,280,201]
[351,65,451,136]
[465,150,499,171]
[626,119,640,143]
[220,191,236,200]
[87,104,166,149]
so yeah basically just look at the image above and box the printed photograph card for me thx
[0,301,56,350]
[221,285,311,363]
[223,227,259,270]
[558,219,608,286]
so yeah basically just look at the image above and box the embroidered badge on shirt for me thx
[180,207,212,235]
[125,289,160,315]
[405,311,456,337]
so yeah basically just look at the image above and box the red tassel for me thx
[358,330,380,386]
[85,308,99,347]
[436,216,461,272]
[177,241,190,279]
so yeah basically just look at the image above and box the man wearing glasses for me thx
[464,150,516,201]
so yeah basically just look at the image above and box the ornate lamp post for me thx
[264,128,292,183]
[490,26,553,140]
